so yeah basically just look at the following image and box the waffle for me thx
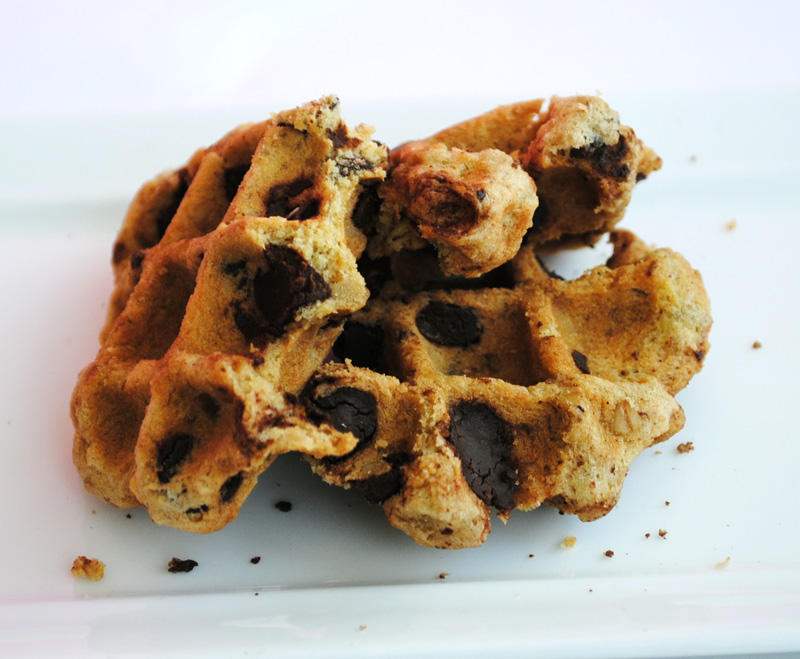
[364,95,661,272]
[71,96,388,531]
[302,231,711,548]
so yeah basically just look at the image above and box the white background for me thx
[2,0,799,117]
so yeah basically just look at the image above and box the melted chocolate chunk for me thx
[572,350,591,374]
[416,302,482,347]
[355,470,403,504]
[245,245,331,339]
[569,135,630,179]
[326,124,360,149]
[264,178,319,220]
[447,401,517,510]
[312,387,378,448]
[223,163,250,201]
[351,183,382,235]
[219,472,244,503]
[332,322,388,373]
[198,393,221,419]
[156,433,196,484]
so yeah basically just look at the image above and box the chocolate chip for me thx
[572,350,591,374]
[129,250,146,270]
[247,245,331,339]
[312,387,378,448]
[476,189,486,201]
[168,557,198,573]
[569,136,630,179]
[336,156,372,176]
[198,393,220,419]
[223,163,249,201]
[156,433,196,484]
[355,470,403,504]
[351,183,382,235]
[264,178,319,220]
[326,124,360,149]
[250,556,261,564]
[332,321,388,373]
[219,472,244,503]
[447,401,517,510]
[416,302,482,347]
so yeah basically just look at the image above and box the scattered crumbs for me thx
[726,219,737,231]
[688,154,698,164]
[528,554,535,558]
[604,550,615,558]
[254,592,259,596]
[275,500,293,513]
[561,536,577,549]
[716,556,731,569]
[658,529,668,539]
[250,556,261,565]
[168,557,199,573]
[654,450,662,455]
[665,501,671,507]
[645,532,651,539]
[71,556,105,581]
[752,341,762,349]
[359,625,367,632]
[91,510,97,515]
[438,572,449,580]
[677,441,694,454]
[125,513,132,519]
[589,589,593,593]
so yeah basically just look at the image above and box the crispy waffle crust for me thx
[72,94,710,546]
[302,231,711,548]
[71,96,388,531]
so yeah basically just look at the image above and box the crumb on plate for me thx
[561,536,577,548]
[71,556,105,581]
[677,441,694,454]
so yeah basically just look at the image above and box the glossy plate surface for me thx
[1,88,799,657]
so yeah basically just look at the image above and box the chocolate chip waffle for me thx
[302,231,711,548]
[71,96,388,531]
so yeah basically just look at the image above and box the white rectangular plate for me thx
[1,88,799,658]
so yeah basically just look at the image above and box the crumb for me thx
[359,625,367,631]
[254,592,259,596]
[658,529,668,539]
[561,536,577,548]
[275,500,293,513]
[168,557,198,573]
[654,450,662,455]
[71,556,105,581]
[688,155,698,164]
[752,341,762,349]
[604,550,614,558]
[716,556,731,569]
[645,532,651,538]
[125,513,132,519]
[528,554,535,558]
[677,442,694,454]
[726,219,737,231]
[438,572,449,580]
[665,501,670,506]
[250,556,261,564]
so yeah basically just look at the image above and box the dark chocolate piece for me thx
[447,401,517,510]
[416,302,482,347]
[156,433,196,484]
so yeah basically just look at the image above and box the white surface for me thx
[1,2,800,657]
[0,87,799,658]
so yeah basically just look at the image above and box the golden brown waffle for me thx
[71,96,388,531]
[302,232,711,548]
[363,95,661,271]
